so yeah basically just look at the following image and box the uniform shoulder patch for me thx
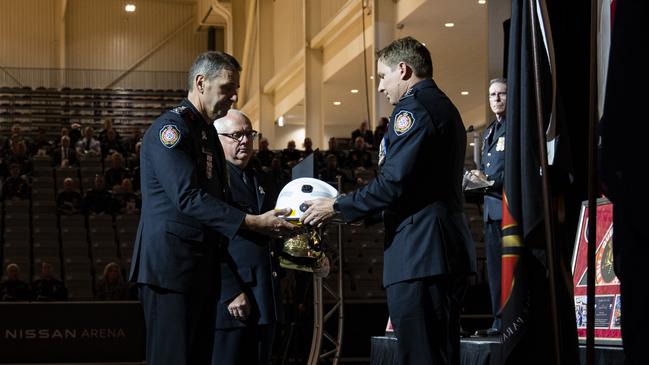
[393,110,415,136]
[159,124,181,148]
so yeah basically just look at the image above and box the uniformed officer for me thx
[129,51,294,365]
[301,37,476,365]
[211,110,283,365]
[473,78,507,336]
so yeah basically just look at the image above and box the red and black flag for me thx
[495,0,577,363]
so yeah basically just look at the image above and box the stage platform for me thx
[370,336,625,365]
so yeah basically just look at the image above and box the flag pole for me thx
[528,0,561,363]
[586,0,598,363]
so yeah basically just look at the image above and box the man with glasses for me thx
[474,78,507,336]
[212,109,281,365]
[130,51,295,365]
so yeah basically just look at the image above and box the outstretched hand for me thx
[244,208,297,237]
[300,197,336,227]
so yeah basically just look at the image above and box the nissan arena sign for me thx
[0,302,145,362]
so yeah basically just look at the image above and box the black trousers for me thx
[484,219,502,326]
[386,275,469,365]
[212,324,276,365]
[139,285,217,365]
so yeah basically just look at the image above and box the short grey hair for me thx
[213,109,251,132]
[188,51,241,91]
[489,78,507,88]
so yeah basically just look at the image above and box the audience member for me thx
[324,137,347,168]
[68,122,82,147]
[374,117,389,148]
[75,126,102,157]
[101,128,125,158]
[98,119,121,144]
[1,163,29,200]
[82,174,115,215]
[6,140,33,176]
[32,261,67,301]
[302,137,324,170]
[280,140,302,168]
[0,263,32,301]
[104,152,130,189]
[57,177,82,215]
[319,154,352,190]
[112,178,140,215]
[2,123,32,155]
[95,262,131,300]
[255,137,275,168]
[269,157,290,191]
[52,135,78,168]
[31,127,52,156]
[347,136,373,169]
[351,121,374,148]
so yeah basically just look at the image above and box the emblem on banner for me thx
[159,125,181,148]
[394,110,415,136]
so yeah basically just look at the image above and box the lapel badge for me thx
[202,131,207,140]
[496,136,505,151]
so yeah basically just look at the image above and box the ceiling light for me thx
[125,4,136,12]
[277,115,285,127]
[461,91,469,95]
[370,76,374,80]
[333,101,342,106]
[444,22,455,28]
[350,89,359,94]
[469,142,476,146]
[478,0,486,4]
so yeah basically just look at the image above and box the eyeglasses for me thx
[489,92,507,99]
[218,130,258,142]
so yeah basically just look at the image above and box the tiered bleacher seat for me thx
[116,214,139,268]
[341,225,386,300]
[78,155,103,190]
[88,214,119,278]
[3,200,31,279]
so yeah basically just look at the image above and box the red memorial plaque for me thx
[571,198,622,345]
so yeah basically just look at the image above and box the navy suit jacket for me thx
[129,99,246,296]
[215,163,282,329]
[336,79,477,287]
[480,118,506,221]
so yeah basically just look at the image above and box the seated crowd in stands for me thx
[0,261,136,301]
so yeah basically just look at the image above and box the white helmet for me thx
[275,177,338,221]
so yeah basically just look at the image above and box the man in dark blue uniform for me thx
[473,78,507,336]
[301,37,476,365]
[211,109,283,365]
[129,51,294,365]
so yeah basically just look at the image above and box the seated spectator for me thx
[112,178,140,215]
[353,166,375,187]
[0,263,32,301]
[51,135,78,168]
[101,128,125,158]
[31,127,53,157]
[324,137,348,168]
[351,121,374,148]
[319,154,353,191]
[348,136,373,169]
[104,152,131,189]
[269,157,291,191]
[374,117,389,148]
[280,140,302,168]
[255,137,275,168]
[2,123,33,156]
[57,177,82,215]
[6,140,33,176]
[1,163,29,200]
[75,126,101,157]
[124,128,142,156]
[130,142,141,192]
[82,174,115,215]
[302,137,324,170]
[95,262,131,300]
[32,261,67,301]
[98,119,121,144]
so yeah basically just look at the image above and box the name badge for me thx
[496,137,505,151]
